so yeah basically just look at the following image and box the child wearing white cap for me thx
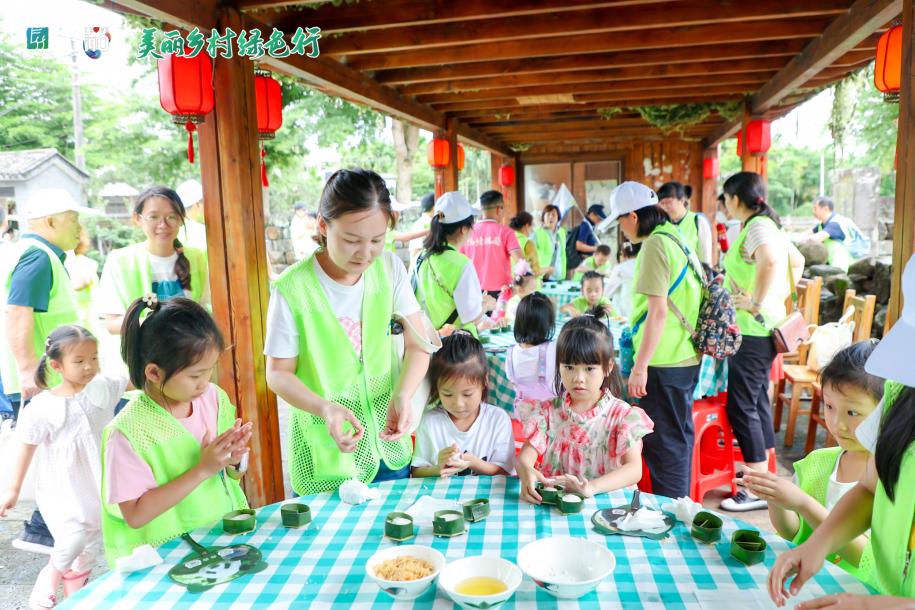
[414,192,493,336]
[769,253,915,607]
[175,179,208,253]
[603,180,703,500]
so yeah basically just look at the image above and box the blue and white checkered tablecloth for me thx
[62,477,870,609]
[539,281,581,308]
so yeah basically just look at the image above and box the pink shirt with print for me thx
[460,219,520,291]
[105,384,220,505]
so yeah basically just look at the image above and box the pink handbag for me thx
[770,311,811,354]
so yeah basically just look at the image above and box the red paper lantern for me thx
[875,23,902,102]
[737,120,771,155]
[157,51,215,164]
[428,138,450,168]
[255,70,283,187]
[702,157,719,180]
[456,143,465,171]
[499,164,515,187]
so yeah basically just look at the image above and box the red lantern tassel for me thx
[185,121,196,164]
[261,146,269,187]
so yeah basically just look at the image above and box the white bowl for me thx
[366,545,445,600]
[517,536,615,599]
[438,556,523,610]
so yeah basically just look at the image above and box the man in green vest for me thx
[809,196,853,272]
[1,188,95,553]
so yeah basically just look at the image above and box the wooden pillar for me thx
[740,106,768,179]
[889,0,915,329]
[444,119,459,194]
[700,146,719,221]
[491,153,518,217]
[197,6,284,507]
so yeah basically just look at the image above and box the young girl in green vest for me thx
[561,271,616,317]
[609,181,702,500]
[97,186,209,337]
[572,244,612,281]
[769,255,915,609]
[1,325,125,608]
[416,192,494,337]
[743,341,882,582]
[411,332,514,478]
[517,309,653,503]
[100,296,252,566]
[509,211,551,279]
[265,169,432,496]
[533,205,566,281]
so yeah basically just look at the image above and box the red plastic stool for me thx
[638,456,653,493]
[690,396,738,503]
[511,418,542,466]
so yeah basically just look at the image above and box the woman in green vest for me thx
[265,169,432,496]
[720,172,804,513]
[657,181,713,265]
[609,181,703,499]
[768,274,915,605]
[100,296,251,565]
[97,186,209,336]
[510,211,552,279]
[533,204,567,281]
[416,191,492,337]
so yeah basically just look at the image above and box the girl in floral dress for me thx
[517,306,653,503]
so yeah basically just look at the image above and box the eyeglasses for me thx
[138,213,182,227]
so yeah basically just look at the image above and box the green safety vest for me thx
[514,230,529,253]
[870,381,915,597]
[791,447,873,582]
[629,224,702,366]
[99,387,248,566]
[570,295,614,315]
[102,242,208,310]
[817,217,852,272]
[274,254,412,495]
[385,229,397,253]
[572,255,611,282]
[0,238,80,394]
[673,211,703,261]
[723,216,790,337]
[417,245,477,336]
[533,226,567,281]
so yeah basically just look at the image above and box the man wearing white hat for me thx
[176,178,208,253]
[0,187,96,553]
[415,192,493,336]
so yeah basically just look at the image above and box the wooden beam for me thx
[318,0,848,56]
[433,89,749,113]
[889,0,915,328]
[704,0,902,147]
[102,0,218,29]
[259,0,655,33]
[417,75,770,105]
[197,6,283,507]
[499,127,711,144]
[398,57,789,96]
[347,18,829,70]
[374,40,806,85]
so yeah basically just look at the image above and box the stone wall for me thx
[801,253,891,337]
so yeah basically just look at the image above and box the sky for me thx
[5,0,835,153]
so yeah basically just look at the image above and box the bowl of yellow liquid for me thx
[438,556,522,610]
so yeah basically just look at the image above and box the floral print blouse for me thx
[516,390,653,480]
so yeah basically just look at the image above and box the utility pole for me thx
[69,37,85,171]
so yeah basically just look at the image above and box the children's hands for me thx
[198,420,254,477]
[437,444,463,477]
[767,541,827,607]
[321,402,364,452]
[449,451,475,473]
[740,470,808,511]
[552,473,593,497]
[380,396,411,442]
[794,593,884,610]
[519,465,548,504]
[0,489,19,517]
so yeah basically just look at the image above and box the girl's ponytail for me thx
[722,171,781,228]
[422,214,474,256]
[121,295,161,390]
[173,238,192,291]
[34,353,52,390]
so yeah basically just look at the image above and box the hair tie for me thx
[453,329,473,337]
[755,196,765,204]
[142,293,160,310]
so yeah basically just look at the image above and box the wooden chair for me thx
[783,289,877,449]
[805,381,837,454]
[783,276,822,365]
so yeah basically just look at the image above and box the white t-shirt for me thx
[826,451,859,510]
[604,258,636,319]
[96,250,205,316]
[452,262,484,325]
[264,251,420,358]
[411,403,515,475]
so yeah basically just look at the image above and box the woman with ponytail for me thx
[416,192,494,337]
[97,186,209,337]
[720,172,805,512]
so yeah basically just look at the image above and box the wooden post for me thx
[444,119,459,194]
[197,6,284,507]
[701,146,721,266]
[889,0,915,329]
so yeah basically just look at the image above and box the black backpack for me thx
[565,223,583,271]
